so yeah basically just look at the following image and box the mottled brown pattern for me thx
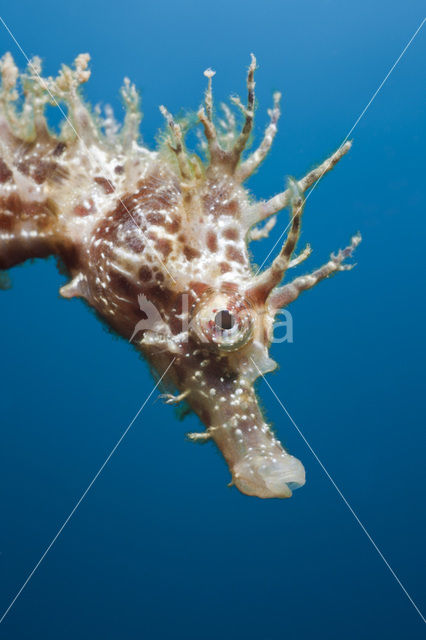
[146,211,165,225]
[0,194,57,230]
[74,201,95,217]
[145,284,175,310]
[219,262,232,273]
[202,181,240,218]
[220,282,239,293]
[156,238,172,257]
[32,160,61,184]
[127,236,145,253]
[53,141,67,156]
[206,230,218,252]
[109,271,139,298]
[0,213,13,231]
[220,199,239,216]
[0,192,60,270]
[16,161,30,176]
[138,265,152,281]
[0,158,12,183]
[16,155,66,185]
[3,192,21,215]
[222,227,239,240]
[169,315,182,335]
[164,217,181,233]
[94,176,115,194]
[99,176,181,263]
[225,245,244,264]
[189,281,210,297]
[183,245,200,261]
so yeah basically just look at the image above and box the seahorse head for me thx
[121,55,358,498]
[102,66,286,497]
[118,71,293,496]
[0,52,359,498]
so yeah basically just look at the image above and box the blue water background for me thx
[0,1,425,638]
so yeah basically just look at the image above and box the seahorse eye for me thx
[191,291,255,352]
[215,309,235,330]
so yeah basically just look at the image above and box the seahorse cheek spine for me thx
[0,52,360,499]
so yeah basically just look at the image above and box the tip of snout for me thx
[232,452,306,499]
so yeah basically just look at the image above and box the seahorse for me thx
[0,52,361,499]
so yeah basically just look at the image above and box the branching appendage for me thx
[160,390,191,405]
[186,430,213,442]
[245,141,352,227]
[218,102,236,147]
[247,180,305,302]
[237,90,281,182]
[229,53,256,169]
[0,51,93,145]
[288,243,312,269]
[203,68,215,122]
[249,216,277,241]
[197,54,260,172]
[47,53,98,144]
[120,77,142,151]
[269,233,362,309]
[159,105,193,183]
[0,51,154,272]
[197,68,223,165]
[191,54,352,231]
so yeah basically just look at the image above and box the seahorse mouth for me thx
[232,451,306,499]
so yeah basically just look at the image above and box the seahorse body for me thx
[0,52,360,498]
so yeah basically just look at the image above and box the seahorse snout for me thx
[197,375,306,499]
